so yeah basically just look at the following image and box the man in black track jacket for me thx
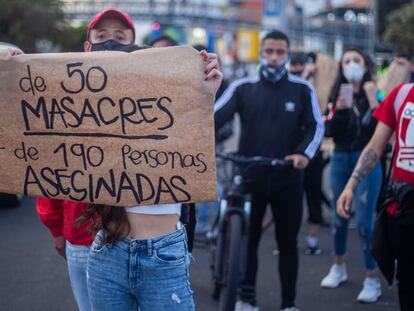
[214,30,324,311]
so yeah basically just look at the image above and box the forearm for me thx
[367,96,379,110]
[365,89,380,109]
[347,148,380,191]
[345,122,393,191]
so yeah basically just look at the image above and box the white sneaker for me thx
[357,277,381,303]
[320,264,348,288]
[235,301,259,311]
[281,308,300,311]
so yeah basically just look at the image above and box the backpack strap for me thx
[394,83,414,118]
[179,203,196,253]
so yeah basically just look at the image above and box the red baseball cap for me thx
[87,8,135,41]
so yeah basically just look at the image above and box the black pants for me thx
[304,151,323,224]
[387,215,414,311]
[240,184,303,309]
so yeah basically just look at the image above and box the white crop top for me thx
[125,203,181,216]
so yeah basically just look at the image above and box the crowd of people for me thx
[2,6,414,311]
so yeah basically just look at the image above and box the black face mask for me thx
[290,70,303,77]
[91,39,130,52]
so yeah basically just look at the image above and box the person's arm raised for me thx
[200,50,223,97]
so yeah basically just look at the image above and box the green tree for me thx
[54,23,88,52]
[0,0,64,52]
[383,1,414,55]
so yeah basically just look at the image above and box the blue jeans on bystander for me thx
[330,151,382,270]
[66,241,92,311]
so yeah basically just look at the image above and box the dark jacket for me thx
[214,72,324,192]
[325,90,377,152]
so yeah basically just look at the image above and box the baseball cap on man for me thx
[86,8,135,41]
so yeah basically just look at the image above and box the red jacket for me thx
[36,198,93,246]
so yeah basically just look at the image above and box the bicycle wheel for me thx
[219,213,243,311]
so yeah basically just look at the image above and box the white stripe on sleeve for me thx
[214,75,260,113]
[288,74,325,159]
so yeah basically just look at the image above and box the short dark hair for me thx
[262,30,290,47]
[290,51,307,65]
[149,35,178,47]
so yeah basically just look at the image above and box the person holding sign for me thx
[71,48,222,310]
[215,30,324,311]
[321,48,383,303]
[36,8,136,311]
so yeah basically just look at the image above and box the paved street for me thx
[0,197,398,311]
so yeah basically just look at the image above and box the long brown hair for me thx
[76,204,130,244]
[329,47,375,105]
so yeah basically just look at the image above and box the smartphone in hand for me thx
[339,83,353,108]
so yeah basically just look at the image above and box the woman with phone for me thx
[320,48,383,303]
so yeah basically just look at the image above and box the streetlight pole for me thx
[369,0,377,54]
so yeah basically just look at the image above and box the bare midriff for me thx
[125,213,180,239]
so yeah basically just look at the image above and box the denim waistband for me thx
[96,225,186,255]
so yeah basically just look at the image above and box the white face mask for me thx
[343,61,365,82]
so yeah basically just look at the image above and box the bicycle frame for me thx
[214,172,251,285]
[209,153,293,310]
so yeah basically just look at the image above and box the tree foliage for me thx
[55,23,88,52]
[0,0,88,53]
[0,0,65,52]
[383,1,414,55]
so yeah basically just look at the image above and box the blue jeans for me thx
[196,180,223,228]
[87,227,195,311]
[66,241,92,311]
[330,151,382,271]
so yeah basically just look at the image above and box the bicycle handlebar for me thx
[216,153,293,168]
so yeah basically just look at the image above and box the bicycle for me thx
[208,153,293,311]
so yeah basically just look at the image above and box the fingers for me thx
[284,155,308,169]
[337,195,351,219]
[201,51,221,80]
[200,50,219,68]
[336,201,347,218]
[200,50,218,62]
[284,155,299,167]
[297,157,309,169]
[56,247,67,260]
[293,159,301,169]
[336,97,346,110]
[10,49,23,56]
[205,59,220,73]
[205,68,223,81]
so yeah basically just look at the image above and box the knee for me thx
[332,215,347,231]
[357,226,373,243]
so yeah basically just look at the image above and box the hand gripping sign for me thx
[0,46,217,206]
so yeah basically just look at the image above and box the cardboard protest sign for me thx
[377,58,411,95]
[313,53,339,112]
[0,46,217,206]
